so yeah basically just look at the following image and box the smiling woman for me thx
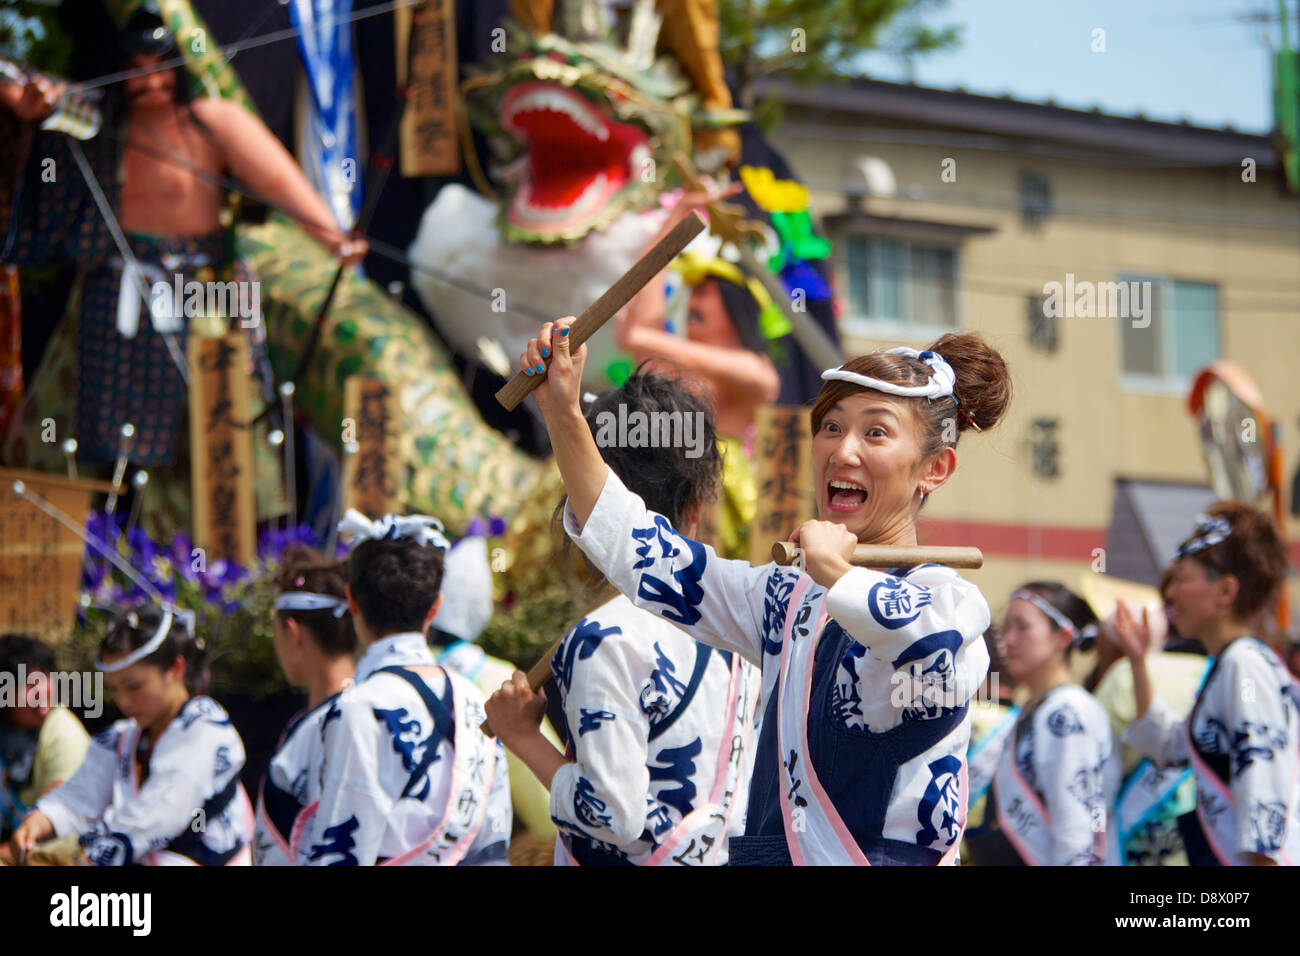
[496,318,1014,865]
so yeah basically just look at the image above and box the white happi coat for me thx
[299,632,512,865]
[549,594,761,865]
[252,690,345,866]
[1125,636,1300,865]
[991,684,1121,865]
[36,696,254,866]
[565,468,990,865]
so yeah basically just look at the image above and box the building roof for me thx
[753,75,1277,168]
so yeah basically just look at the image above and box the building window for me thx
[1019,170,1053,231]
[1026,293,1058,353]
[840,235,957,337]
[1118,277,1219,389]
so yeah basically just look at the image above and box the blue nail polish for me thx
[541,347,549,358]
[560,327,570,336]
[525,367,534,376]
[535,364,545,373]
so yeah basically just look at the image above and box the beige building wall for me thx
[768,111,1300,619]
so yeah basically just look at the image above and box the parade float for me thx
[1,0,836,706]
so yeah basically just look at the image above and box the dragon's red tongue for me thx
[512,108,625,208]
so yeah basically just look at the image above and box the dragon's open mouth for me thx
[500,81,651,237]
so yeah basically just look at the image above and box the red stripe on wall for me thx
[918,519,1300,567]
[916,518,1106,561]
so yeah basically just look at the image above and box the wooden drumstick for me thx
[771,541,984,570]
[493,211,707,411]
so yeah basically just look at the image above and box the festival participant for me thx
[1115,506,1300,866]
[616,184,781,558]
[964,583,1120,865]
[9,605,255,866]
[252,546,357,866]
[299,512,511,866]
[429,534,561,843]
[1093,594,1208,866]
[487,371,761,865]
[508,318,1009,865]
[0,634,90,864]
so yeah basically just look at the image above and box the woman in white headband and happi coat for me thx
[1113,504,1300,866]
[10,604,256,865]
[965,582,1120,865]
[493,320,1011,865]
[253,545,357,865]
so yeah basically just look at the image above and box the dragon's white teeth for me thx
[515,172,611,225]
[504,87,609,142]
[629,143,650,175]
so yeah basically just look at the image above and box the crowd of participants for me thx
[2,315,1297,867]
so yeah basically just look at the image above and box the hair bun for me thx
[928,332,1012,433]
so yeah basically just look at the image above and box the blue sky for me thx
[856,0,1289,132]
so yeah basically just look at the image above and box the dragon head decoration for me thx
[465,0,743,244]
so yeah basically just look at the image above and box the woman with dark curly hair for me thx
[487,370,762,865]
[1114,504,1299,866]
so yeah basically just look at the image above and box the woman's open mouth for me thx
[827,478,868,513]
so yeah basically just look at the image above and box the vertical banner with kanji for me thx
[749,406,813,565]
[188,334,257,566]
[0,469,110,643]
[396,0,460,177]
[341,376,402,519]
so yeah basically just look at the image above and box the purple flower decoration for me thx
[488,516,507,537]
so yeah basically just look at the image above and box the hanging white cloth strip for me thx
[821,347,956,401]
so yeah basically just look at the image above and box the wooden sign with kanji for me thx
[0,468,112,643]
[749,405,813,565]
[396,0,460,177]
[188,333,257,565]
[341,376,403,520]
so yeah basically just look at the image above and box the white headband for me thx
[1010,589,1078,640]
[274,592,348,618]
[1177,514,1232,558]
[821,347,956,402]
[337,509,450,552]
[96,606,197,673]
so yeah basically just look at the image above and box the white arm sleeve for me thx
[563,467,782,667]
[35,733,117,839]
[1122,696,1189,768]
[824,564,991,714]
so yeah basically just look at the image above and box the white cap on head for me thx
[431,536,493,643]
